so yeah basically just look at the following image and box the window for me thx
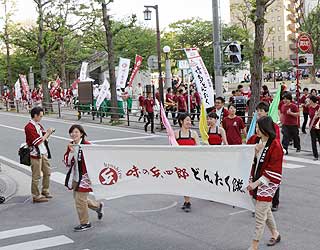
[279,46,282,51]
[272,17,275,22]
[277,16,281,21]
[272,36,275,41]
[268,38,271,42]
[278,36,281,41]
[278,27,281,31]
[272,27,275,31]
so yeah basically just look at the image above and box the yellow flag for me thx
[199,102,209,144]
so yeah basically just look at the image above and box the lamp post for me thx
[163,45,171,89]
[143,5,164,105]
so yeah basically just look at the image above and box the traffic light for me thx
[226,42,244,64]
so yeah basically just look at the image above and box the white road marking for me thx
[90,135,161,143]
[285,155,320,166]
[0,235,73,250]
[0,123,69,141]
[50,171,66,185]
[0,112,163,136]
[129,201,178,213]
[229,209,248,216]
[0,225,52,240]
[283,163,307,169]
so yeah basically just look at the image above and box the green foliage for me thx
[263,58,292,72]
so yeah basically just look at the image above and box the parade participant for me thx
[260,85,272,104]
[165,87,176,121]
[124,85,133,113]
[138,92,146,122]
[25,107,54,203]
[207,112,228,145]
[175,113,200,212]
[300,88,309,134]
[211,96,229,126]
[310,88,320,103]
[222,104,246,145]
[193,89,201,121]
[307,95,320,160]
[229,90,236,104]
[144,92,155,133]
[176,88,187,117]
[281,92,301,155]
[247,102,281,211]
[247,116,283,250]
[64,124,104,232]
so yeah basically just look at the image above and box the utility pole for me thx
[212,0,223,98]
[272,42,276,89]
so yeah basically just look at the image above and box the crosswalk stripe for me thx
[284,163,307,169]
[0,225,52,240]
[0,235,73,250]
[50,172,66,185]
[285,155,320,166]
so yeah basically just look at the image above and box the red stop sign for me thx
[297,34,312,53]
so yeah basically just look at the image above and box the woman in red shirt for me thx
[144,92,155,133]
[247,116,283,250]
[222,104,247,145]
[308,95,320,160]
[64,124,104,232]
[174,113,199,212]
[207,112,228,145]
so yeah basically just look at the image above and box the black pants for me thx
[302,112,309,133]
[272,187,280,207]
[145,112,154,132]
[310,128,320,158]
[165,106,176,120]
[195,105,200,121]
[282,125,300,150]
[138,109,145,122]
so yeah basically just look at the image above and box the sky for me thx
[4,0,230,29]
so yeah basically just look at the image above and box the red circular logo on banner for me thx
[99,167,119,186]
[297,34,312,53]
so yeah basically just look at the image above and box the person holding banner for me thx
[247,116,283,250]
[222,104,246,145]
[64,125,104,232]
[210,96,229,126]
[207,112,228,145]
[175,113,200,212]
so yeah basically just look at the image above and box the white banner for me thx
[14,79,21,100]
[116,58,131,88]
[185,48,215,108]
[96,79,110,110]
[82,145,255,211]
[79,62,88,81]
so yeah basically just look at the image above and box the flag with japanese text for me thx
[184,48,214,108]
[116,58,131,88]
[268,85,281,123]
[79,62,88,81]
[19,74,29,97]
[82,144,255,211]
[14,79,21,100]
[96,79,110,110]
[160,103,178,146]
[128,55,143,87]
[199,102,209,144]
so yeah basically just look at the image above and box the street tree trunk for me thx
[59,35,67,89]
[249,0,275,116]
[102,1,118,121]
[35,0,50,108]
[4,0,12,89]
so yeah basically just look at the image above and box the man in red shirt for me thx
[308,95,320,160]
[300,87,309,134]
[281,92,301,155]
[222,104,246,145]
[138,92,146,122]
[144,92,155,133]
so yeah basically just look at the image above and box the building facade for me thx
[229,0,305,60]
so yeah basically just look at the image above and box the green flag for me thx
[268,86,281,123]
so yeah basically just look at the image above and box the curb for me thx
[0,166,17,202]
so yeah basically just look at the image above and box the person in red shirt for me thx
[281,92,300,155]
[247,116,283,250]
[222,104,247,145]
[210,96,229,126]
[310,88,320,103]
[207,112,228,145]
[64,124,104,232]
[307,95,320,160]
[165,87,176,121]
[144,92,155,133]
[138,92,146,122]
[176,89,187,121]
[174,113,200,212]
[193,90,201,121]
[300,87,309,134]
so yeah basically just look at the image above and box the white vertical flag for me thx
[79,62,89,81]
[185,48,215,108]
[96,79,110,110]
[116,58,131,88]
[14,79,21,100]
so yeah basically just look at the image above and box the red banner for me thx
[128,55,143,87]
[19,74,29,96]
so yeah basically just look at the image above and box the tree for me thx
[299,3,320,84]
[0,0,15,89]
[247,0,276,116]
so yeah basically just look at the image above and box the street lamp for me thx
[143,5,164,106]
[163,45,171,89]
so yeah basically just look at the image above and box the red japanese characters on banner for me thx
[19,74,29,96]
[128,55,143,87]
